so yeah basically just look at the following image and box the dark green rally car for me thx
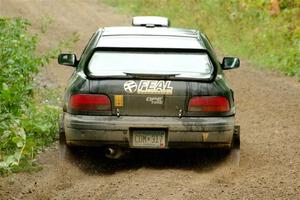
[58,16,240,158]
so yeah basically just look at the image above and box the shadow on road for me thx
[61,147,239,175]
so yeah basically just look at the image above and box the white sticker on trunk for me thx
[146,97,164,105]
[124,80,138,93]
[124,80,173,95]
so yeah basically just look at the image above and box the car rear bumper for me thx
[64,113,235,148]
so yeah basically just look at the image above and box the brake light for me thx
[188,96,230,112]
[69,94,111,111]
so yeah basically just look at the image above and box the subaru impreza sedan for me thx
[58,16,240,158]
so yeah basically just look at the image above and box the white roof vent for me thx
[132,16,170,27]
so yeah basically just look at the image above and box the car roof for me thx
[96,26,206,49]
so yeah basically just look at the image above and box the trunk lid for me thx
[89,79,188,117]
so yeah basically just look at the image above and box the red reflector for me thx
[188,96,230,112]
[69,94,111,111]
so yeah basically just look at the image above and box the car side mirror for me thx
[58,53,77,67]
[221,57,240,70]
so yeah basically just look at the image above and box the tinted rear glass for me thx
[88,51,214,79]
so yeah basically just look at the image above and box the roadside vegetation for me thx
[0,17,78,175]
[103,0,300,79]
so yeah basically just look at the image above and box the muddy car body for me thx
[58,17,240,155]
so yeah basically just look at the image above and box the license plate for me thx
[132,130,166,148]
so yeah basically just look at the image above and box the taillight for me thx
[69,94,111,111]
[188,96,230,112]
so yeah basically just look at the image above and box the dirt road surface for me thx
[0,0,299,199]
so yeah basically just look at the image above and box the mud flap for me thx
[225,125,240,167]
[58,116,76,161]
[232,125,240,149]
[58,117,68,160]
[59,133,79,162]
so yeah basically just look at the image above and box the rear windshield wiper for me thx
[123,72,179,78]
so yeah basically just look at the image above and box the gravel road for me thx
[0,0,299,199]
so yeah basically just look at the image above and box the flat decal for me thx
[202,133,209,142]
[114,95,124,107]
[123,81,138,93]
[146,97,164,105]
[124,80,173,95]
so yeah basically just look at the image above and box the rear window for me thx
[88,51,214,79]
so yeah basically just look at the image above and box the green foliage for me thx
[40,15,54,34]
[102,0,300,79]
[42,31,80,64]
[0,18,41,115]
[0,17,76,175]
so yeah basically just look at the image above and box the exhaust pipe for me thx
[105,146,125,159]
